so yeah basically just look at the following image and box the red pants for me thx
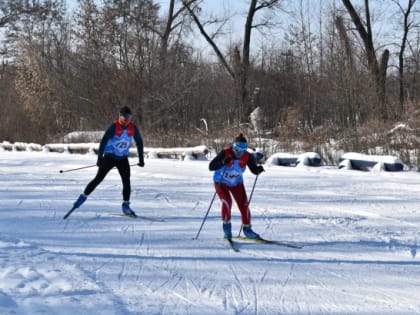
[214,183,251,224]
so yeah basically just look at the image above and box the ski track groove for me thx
[279,262,296,314]
[117,261,126,283]
[228,262,261,314]
[228,264,244,313]
[162,260,201,315]
[134,232,146,282]
[252,276,259,315]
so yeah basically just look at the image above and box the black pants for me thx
[84,155,131,201]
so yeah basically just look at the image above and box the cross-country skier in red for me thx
[209,133,264,239]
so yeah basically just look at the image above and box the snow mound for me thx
[338,152,404,171]
[267,152,322,167]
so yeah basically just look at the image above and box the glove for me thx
[138,160,145,167]
[256,165,264,174]
[96,157,103,167]
[223,157,232,165]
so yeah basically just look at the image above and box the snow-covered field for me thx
[1,150,419,315]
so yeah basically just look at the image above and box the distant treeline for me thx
[0,0,419,166]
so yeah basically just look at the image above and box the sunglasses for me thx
[232,141,248,153]
[120,113,132,120]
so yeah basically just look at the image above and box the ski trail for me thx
[228,265,245,313]
[276,263,296,314]
[0,234,128,315]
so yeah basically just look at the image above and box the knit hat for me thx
[232,133,248,153]
[119,106,132,116]
[234,133,247,143]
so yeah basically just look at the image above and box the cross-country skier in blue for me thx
[71,106,144,217]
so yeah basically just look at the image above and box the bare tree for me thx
[405,27,420,105]
[392,0,418,116]
[13,0,69,141]
[155,0,193,68]
[182,0,283,125]
[1,0,60,61]
[341,0,390,120]
[0,0,50,27]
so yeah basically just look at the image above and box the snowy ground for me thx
[1,150,420,315]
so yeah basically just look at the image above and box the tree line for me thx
[0,0,419,166]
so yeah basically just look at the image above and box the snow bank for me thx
[146,145,209,160]
[1,141,209,160]
[266,152,322,167]
[63,131,104,143]
[338,152,404,171]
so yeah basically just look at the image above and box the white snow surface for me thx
[1,151,420,315]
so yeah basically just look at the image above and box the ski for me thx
[226,238,240,252]
[64,210,165,222]
[234,236,303,249]
[112,213,137,219]
[63,207,77,219]
[255,238,303,249]
[110,213,165,222]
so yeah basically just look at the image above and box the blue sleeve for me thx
[97,124,115,158]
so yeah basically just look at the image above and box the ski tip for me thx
[111,213,137,218]
[226,238,240,252]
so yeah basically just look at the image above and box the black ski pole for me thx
[59,162,139,173]
[237,174,259,237]
[193,191,217,240]
[194,167,229,240]
[59,164,96,173]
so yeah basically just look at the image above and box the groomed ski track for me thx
[1,151,420,314]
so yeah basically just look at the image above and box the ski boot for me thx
[223,221,232,239]
[242,224,260,239]
[122,201,136,217]
[73,194,87,209]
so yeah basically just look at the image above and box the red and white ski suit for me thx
[209,147,261,225]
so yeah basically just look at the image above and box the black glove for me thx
[96,157,103,167]
[256,165,264,174]
[223,157,232,165]
[138,160,145,167]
